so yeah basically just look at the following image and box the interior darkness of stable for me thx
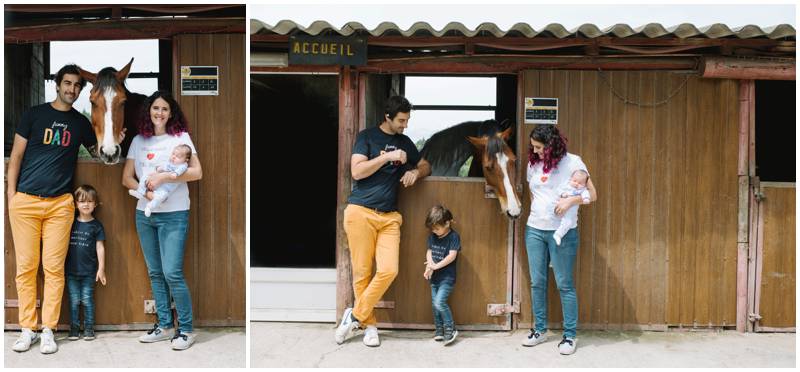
[250,74,338,268]
[251,73,517,268]
[755,80,795,182]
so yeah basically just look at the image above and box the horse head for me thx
[467,126,522,219]
[78,58,134,165]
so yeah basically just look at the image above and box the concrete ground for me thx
[4,327,245,368]
[251,322,796,368]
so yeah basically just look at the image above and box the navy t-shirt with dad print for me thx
[65,219,106,277]
[15,103,97,197]
[347,126,421,212]
[427,229,462,284]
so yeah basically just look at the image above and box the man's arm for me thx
[7,134,28,200]
[351,149,406,180]
[400,158,431,187]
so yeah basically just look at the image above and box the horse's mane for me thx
[420,119,513,176]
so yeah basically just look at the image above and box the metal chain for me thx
[597,68,690,108]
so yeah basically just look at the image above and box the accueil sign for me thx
[288,35,367,66]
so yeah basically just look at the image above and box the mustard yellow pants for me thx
[343,204,402,326]
[8,192,74,330]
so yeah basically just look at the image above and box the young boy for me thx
[65,185,107,341]
[423,205,461,345]
[553,169,591,246]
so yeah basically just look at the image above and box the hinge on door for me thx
[487,302,520,316]
[750,176,766,202]
[748,313,762,322]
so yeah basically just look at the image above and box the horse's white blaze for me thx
[101,89,117,155]
[496,152,521,216]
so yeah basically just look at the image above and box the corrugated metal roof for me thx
[251,19,795,40]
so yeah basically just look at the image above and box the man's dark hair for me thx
[55,64,85,88]
[384,95,412,120]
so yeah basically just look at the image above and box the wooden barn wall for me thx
[514,71,739,329]
[4,33,245,328]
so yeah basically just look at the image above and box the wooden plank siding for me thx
[757,185,796,329]
[515,71,739,329]
[374,179,511,329]
[4,33,245,328]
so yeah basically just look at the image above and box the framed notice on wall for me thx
[524,97,558,124]
[181,66,219,96]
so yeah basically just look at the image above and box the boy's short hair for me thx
[425,204,454,228]
[74,184,98,203]
[175,144,193,161]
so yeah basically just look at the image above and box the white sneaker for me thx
[363,326,380,347]
[129,189,144,199]
[39,327,57,354]
[522,329,547,347]
[138,324,175,343]
[334,307,360,344]
[171,331,196,350]
[558,336,577,355]
[11,328,39,352]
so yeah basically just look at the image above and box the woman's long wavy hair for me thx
[137,90,190,138]
[528,125,567,173]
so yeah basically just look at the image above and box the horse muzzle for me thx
[99,144,122,165]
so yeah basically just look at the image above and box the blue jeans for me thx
[67,274,95,329]
[135,210,193,333]
[431,280,455,328]
[525,226,579,338]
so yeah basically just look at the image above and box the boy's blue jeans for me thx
[135,209,193,333]
[430,280,455,328]
[525,226,579,338]
[67,274,95,329]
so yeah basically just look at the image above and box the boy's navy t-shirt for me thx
[427,229,461,283]
[65,219,106,276]
[15,103,97,197]
[347,126,421,212]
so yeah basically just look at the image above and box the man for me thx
[335,95,431,347]
[7,64,120,354]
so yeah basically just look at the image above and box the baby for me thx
[553,169,591,246]
[129,144,192,217]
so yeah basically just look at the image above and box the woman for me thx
[122,91,202,350]
[521,125,596,355]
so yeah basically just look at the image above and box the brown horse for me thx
[78,58,143,164]
[467,127,522,219]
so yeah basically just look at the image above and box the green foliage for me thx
[458,156,473,177]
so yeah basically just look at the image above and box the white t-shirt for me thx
[127,132,197,212]
[526,153,589,230]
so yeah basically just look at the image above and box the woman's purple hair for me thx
[137,90,190,138]
[528,125,567,173]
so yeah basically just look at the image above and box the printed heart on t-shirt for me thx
[147,153,155,160]
[540,176,548,183]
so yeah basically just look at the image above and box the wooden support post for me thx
[336,66,358,323]
[702,57,795,81]
[736,80,755,332]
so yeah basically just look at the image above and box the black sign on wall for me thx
[288,35,367,66]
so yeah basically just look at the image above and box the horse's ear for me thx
[116,58,134,81]
[78,67,97,85]
[467,136,487,149]
[499,127,513,141]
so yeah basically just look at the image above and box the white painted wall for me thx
[250,268,337,322]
